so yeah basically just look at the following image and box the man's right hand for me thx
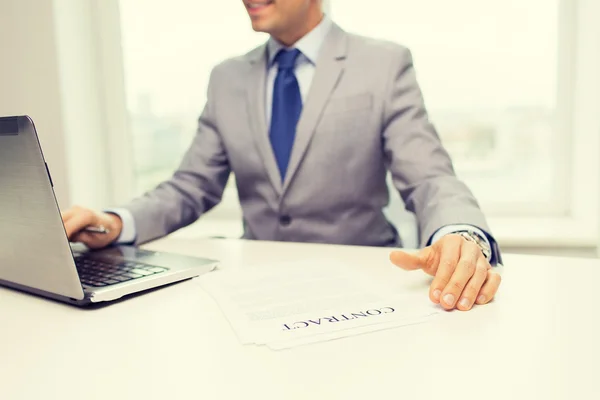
[61,206,123,249]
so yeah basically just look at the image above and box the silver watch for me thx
[457,229,491,260]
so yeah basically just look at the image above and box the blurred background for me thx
[1,0,599,257]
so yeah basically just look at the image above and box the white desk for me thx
[1,238,599,400]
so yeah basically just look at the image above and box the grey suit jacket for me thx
[124,23,500,262]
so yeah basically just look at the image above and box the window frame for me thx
[486,0,600,246]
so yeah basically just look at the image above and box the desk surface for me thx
[1,238,599,400]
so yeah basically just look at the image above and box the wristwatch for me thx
[456,229,492,260]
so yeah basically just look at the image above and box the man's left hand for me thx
[389,234,501,311]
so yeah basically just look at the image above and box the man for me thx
[62,0,502,311]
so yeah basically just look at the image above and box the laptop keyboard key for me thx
[76,256,168,288]
[130,268,154,276]
[146,267,167,273]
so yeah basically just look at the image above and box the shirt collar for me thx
[267,14,333,67]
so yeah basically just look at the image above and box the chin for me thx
[250,21,271,33]
[250,21,263,31]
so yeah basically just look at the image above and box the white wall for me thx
[0,0,117,210]
[0,0,70,207]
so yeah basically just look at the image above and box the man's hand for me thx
[389,234,501,311]
[61,206,123,249]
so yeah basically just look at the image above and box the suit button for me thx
[279,215,292,226]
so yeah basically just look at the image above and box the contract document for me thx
[198,260,439,349]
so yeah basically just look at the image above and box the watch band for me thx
[456,229,492,260]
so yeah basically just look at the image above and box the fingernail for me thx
[477,295,486,304]
[443,293,455,306]
[433,289,441,300]
[459,298,470,308]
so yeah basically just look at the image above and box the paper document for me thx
[198,260,438,349]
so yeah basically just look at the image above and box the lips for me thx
[246,0,274,13]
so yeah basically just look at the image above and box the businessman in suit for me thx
[62,0,502,311]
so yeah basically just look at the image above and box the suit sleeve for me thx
[381,46,501,263]
[121,68,231,245]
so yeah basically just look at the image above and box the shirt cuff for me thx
[430,224,492,261]
[104,208,136,244]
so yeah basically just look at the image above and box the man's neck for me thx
[272,11,324,47]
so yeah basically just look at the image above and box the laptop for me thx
[0,115,219,306]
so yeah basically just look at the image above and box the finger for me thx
[440,240,480,309]
[70,231,93,244]
[389,248,433,272]
[61,208,77,222]
[63,209,97,239]
[475,269,502,305]
[456,257,489,311]
[428,235,462,304]
[71,232,106,249]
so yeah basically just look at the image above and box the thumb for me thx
[63,210,97,240]
[389,248,431,271]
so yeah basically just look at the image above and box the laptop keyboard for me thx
[75,258,168,288]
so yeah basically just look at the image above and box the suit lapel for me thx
[282,25,348,193]
[245,44,283,195]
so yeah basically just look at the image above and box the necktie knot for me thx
[275,49,301,71]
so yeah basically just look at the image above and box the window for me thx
[332,0,564,216]
[118,0,266,201]
[100,0,599,244]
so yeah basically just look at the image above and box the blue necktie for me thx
[269,49,302,181]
